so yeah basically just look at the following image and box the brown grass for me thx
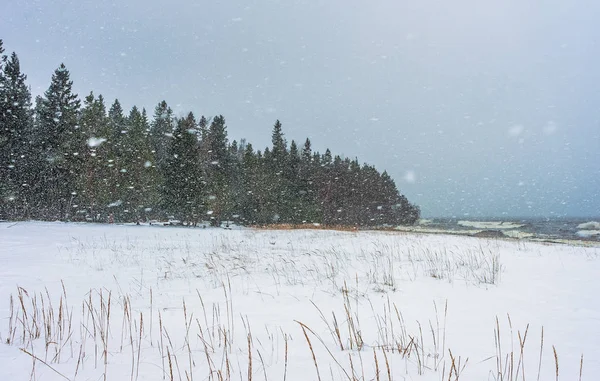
[4,279,588,381]
[299,323,321,381]
[252,223,360,232]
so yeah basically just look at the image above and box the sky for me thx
[2,0,599,218]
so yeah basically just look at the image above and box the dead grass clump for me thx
[252,223,359,232]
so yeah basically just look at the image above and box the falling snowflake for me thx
[87,137,107,147]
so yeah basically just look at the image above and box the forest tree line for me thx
[0,40,420,226]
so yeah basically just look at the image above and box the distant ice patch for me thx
[577,221,600,230]
[576,230,600,238]
[458,221,524,230]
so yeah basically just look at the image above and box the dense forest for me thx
[0,40,420,226]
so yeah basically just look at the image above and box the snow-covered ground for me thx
[1,222,598,380]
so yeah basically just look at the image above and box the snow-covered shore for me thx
[1,222,598,380]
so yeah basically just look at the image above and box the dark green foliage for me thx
[150,100,173,172]
[0,50,34,218]
[203,115,233,226]
[118,106,159,221]
[162,112,204,224]
[34,63,82,220]
[78,92,112,219]
[0,40,420,226]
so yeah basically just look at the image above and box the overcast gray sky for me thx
[2,0,599,218]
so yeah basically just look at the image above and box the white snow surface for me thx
[1,222,599,380]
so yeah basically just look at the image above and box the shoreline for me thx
[2,220,599,247]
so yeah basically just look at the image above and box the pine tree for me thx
[102,99,128,219]
[150,100,173,172]
[115,106,159,222]
[301,138,312,163]
[163,112,204,224]
[297,138,321,223]
[271,119,287,169]
[78,92,112,220]
[198,115,209,142]
[204,115,231,225]
[0,51,33,218]
[263,120,289,222]
[240,142,260,223]
[285,140,303,223]
[0,41,7,217]
[227,139,245,223]
[35,63,81,220]
[318,149,335,224]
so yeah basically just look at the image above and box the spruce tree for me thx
[150,100,173,172]
[285,140,303,223]
[116,106,158,222]
[0,41,7,217]
[240,142,260,223]
[271,119,287,169]
[297,138,321,223]
[264,120,289,222]
[78,92,112,220]
[163,112,204,224]
[0,52,33,218]
[35,63,81,220]
[103,99,128,219]
[204,115,231,225]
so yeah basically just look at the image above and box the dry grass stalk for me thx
[164,329,183,381]
[537,327,544,381]
[20,348,70,381]
[135,312,143,381]
[515,324,529,380]
[552,345,559,381]
[257,349,268,381]
[150,287,153,347]
[495,316,502,380]
[295,321,352,380]
[183,299,194,381]
[382,347,391,381]
[159,311,165,379]
[283,332,289,381]
[167,347,174,381]
[348,353,356,381]
[373,349,380,381]
[247,334,253,381]
[299,323,321,381]
[447,349,468,381]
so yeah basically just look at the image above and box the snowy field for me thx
[1,222,599,380]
